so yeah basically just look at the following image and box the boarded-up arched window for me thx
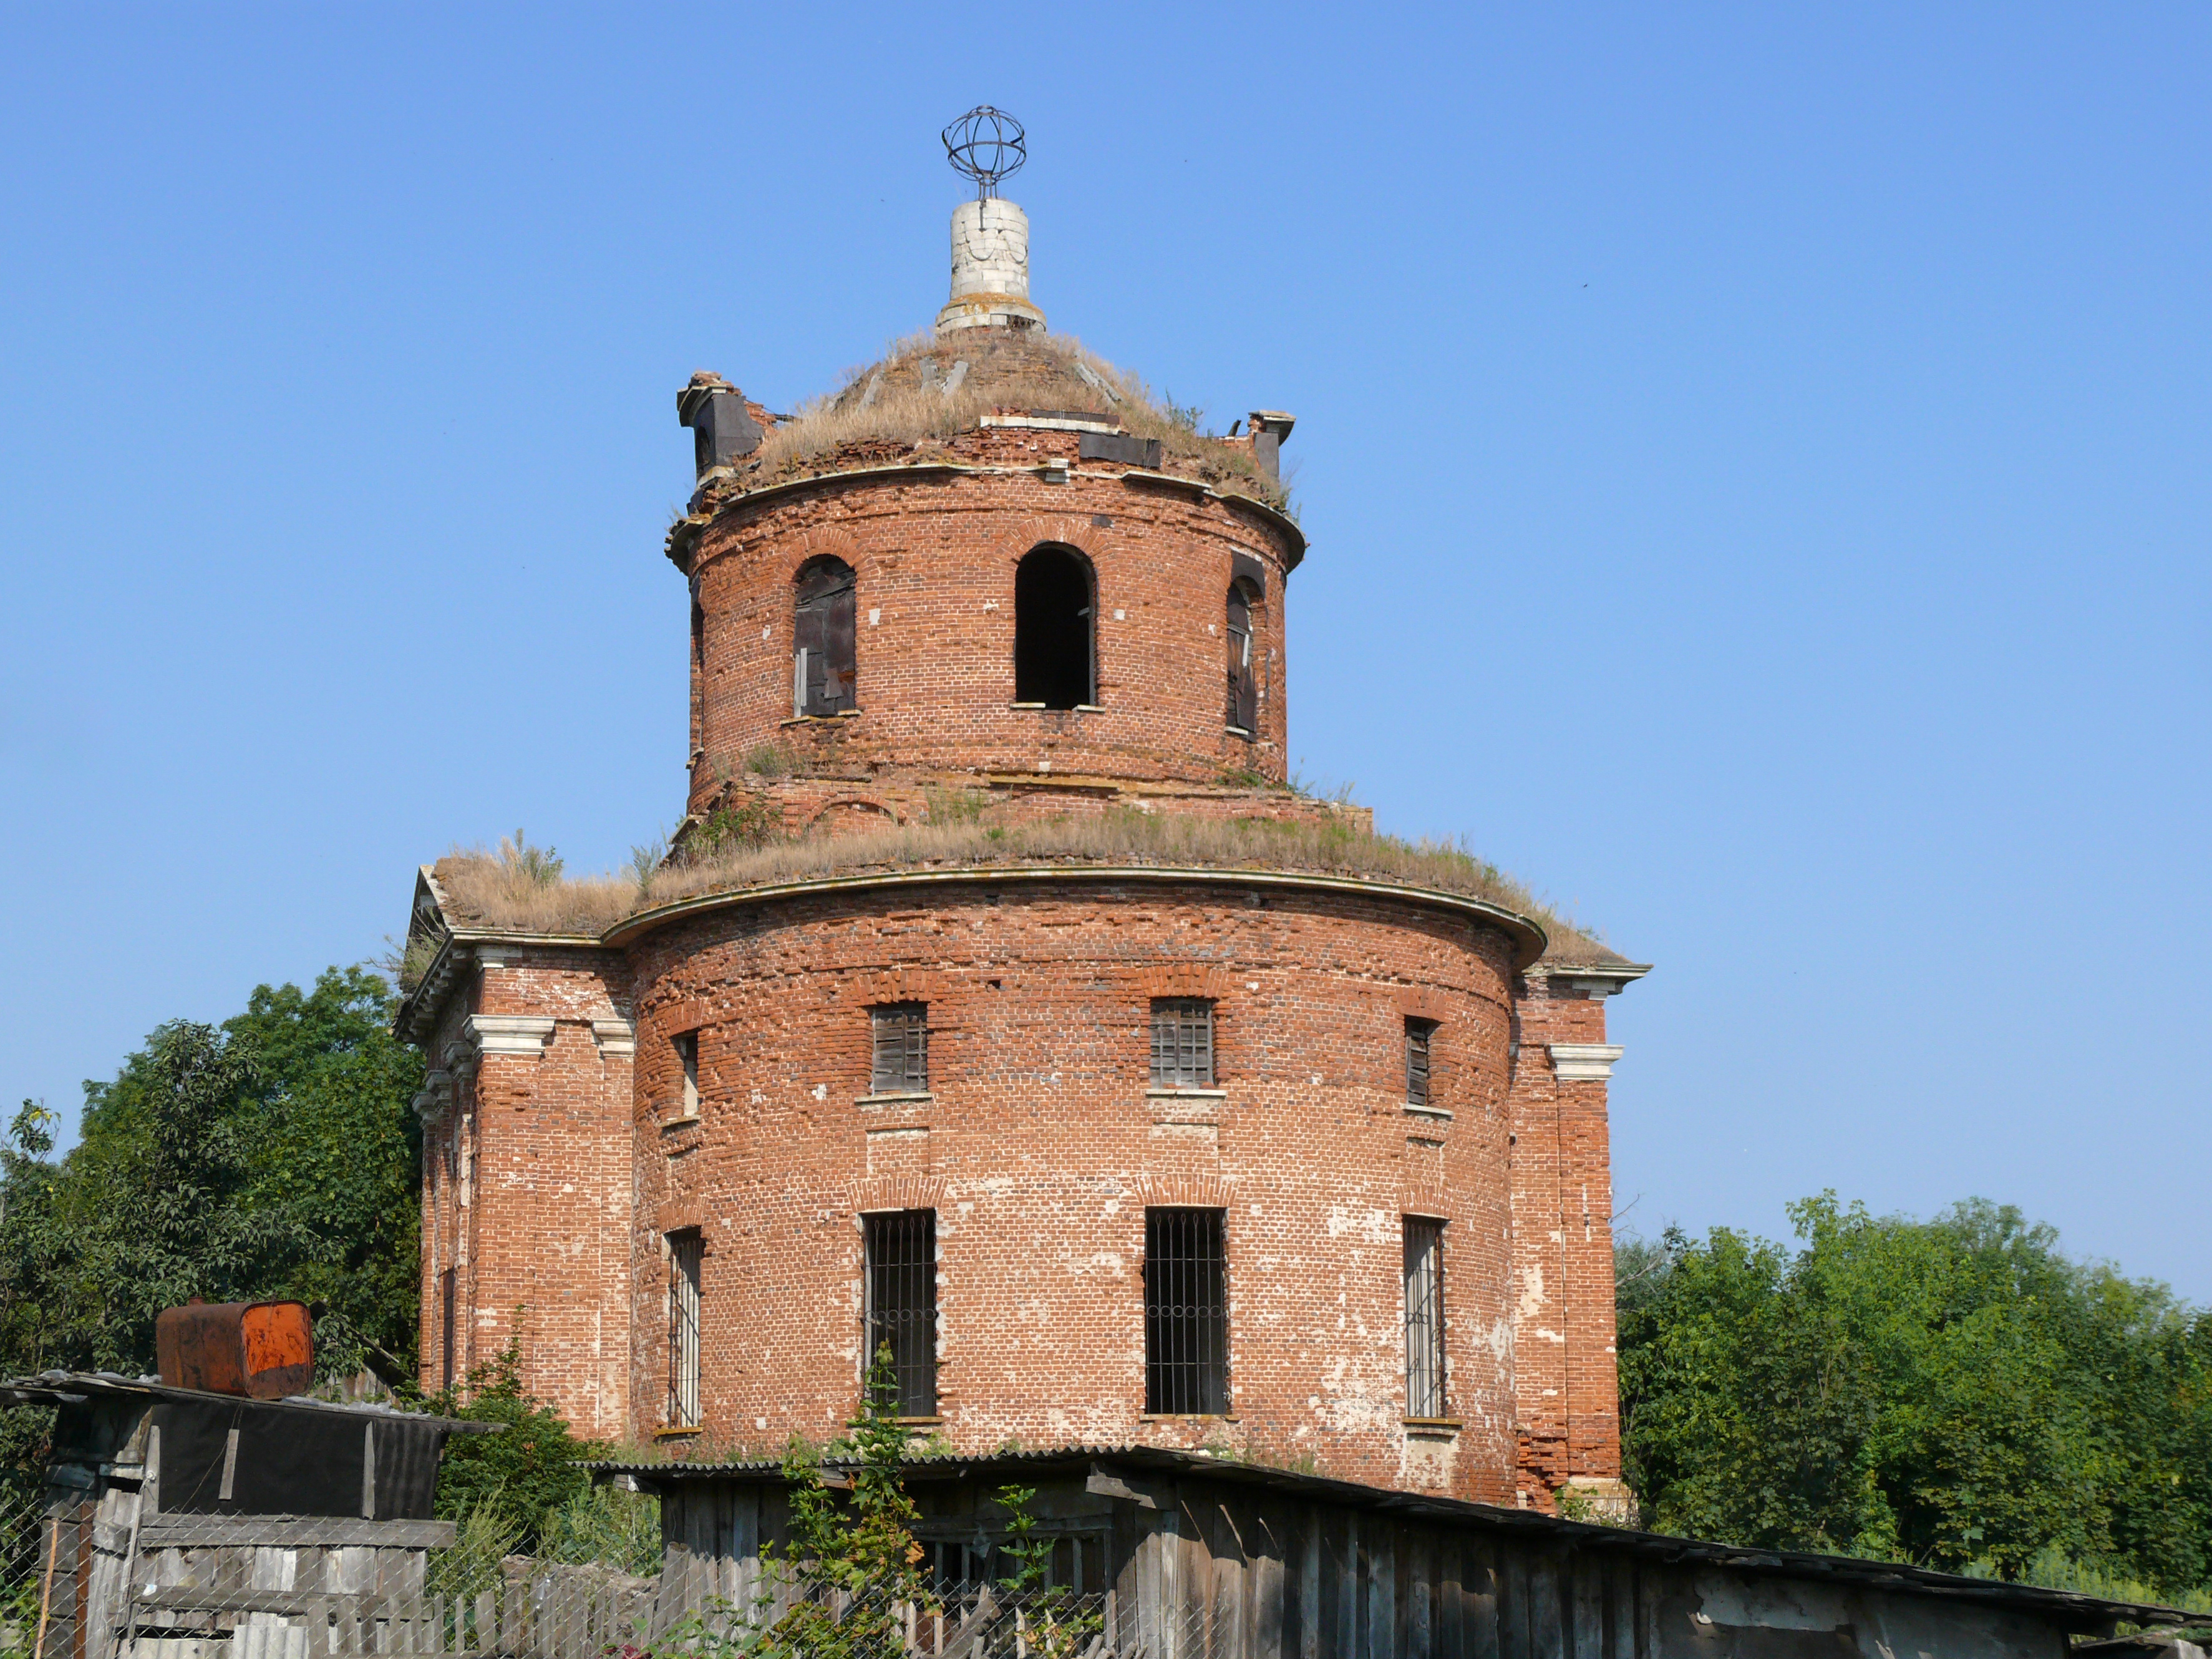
[793,556,856,718]
[1226,579,1259,734]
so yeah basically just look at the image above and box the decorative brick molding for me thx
[650,999,712,1038]
[1394,987,1453,1024]
[1135,964,1232,1000]
[1548,1043,1624,1081]
[1132,1171,1233,1208]
[850,1175,946,1215]
[848,969,949,1007]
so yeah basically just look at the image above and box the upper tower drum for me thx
[669,147,1304,807]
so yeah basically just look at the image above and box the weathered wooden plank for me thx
[1462,1534,1499,1659]
[140,1521,457,1550]
[1295,1501,1321,1659]
[1525,1554,1563,1659]
[1247,1499,1289,1659]
[1365,1519,1394,1659]
[1495,1548,1528,1659]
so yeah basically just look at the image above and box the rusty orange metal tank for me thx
[155,1300,314,1398]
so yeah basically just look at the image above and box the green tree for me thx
[422,1333,594,1552]
[1618,1193,2212,1598]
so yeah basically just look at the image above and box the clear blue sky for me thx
[2,6,2205,1294]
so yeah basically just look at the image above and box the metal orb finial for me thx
[942,106,1026,201]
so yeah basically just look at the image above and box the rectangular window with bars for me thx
[667,1229,702,1429]
[1150,999,1215,1090]
[870,1004,929,1095]
[1404,1217,1447,1420]
[1404,1018,1437,1109]
[672,1030,701,1119]
[1145,1207,1229,1415]
[863,1209,938,1417]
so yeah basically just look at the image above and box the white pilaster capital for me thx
[470,1014,556,1058]
[1548,1043,1624,1081]
[412,1068,455,1123]
[591,1018,636,1059]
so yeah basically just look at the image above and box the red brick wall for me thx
[620,874,1522,1499]
[682,462,1298,810]
[415,946,635,1441]
[1504,973,1622,1508]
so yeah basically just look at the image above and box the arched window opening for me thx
[1014,545,1095,710]
[793,556,856,718]
[1226,579,1259,734]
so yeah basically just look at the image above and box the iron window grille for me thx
[1145,1207,1229,1415]
[1150,999,1215,1090]
[1404,1217,1447,1420]
[439,1268,457,1391]
[871,1004,929,1094]
[673,1030,701,1118]
[667,1229,702,1429]
[863,1209,938,1417]
[1405,1018,1437,1109]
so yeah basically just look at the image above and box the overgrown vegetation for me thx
[0,966,424,1384]
[1618,1194,2212,1609]
[714,331,1290,513]
[425,809,1623,967]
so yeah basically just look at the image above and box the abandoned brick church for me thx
[394,165,1647,1517]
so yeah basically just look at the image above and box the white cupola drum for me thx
[937,106,1045,332]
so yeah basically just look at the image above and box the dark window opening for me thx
[1226,581,1259,733]
[1151,998,1215,1089]
[667,1229,702,1428]
[864,1209,938,1417]
[871,1003,929,1094]
[922,1534,1104,1597]
[689,578,706,757]
[1405,1018,1437,1109]
[1014,545,1095,709]
[794,556,857,717]
[1404,1217,1447,1419]
[672,1030,701,1118]
[1145,1207,1228,1414]
[439,1268,457,1391]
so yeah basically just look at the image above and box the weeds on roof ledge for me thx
[426,810,1623,969]
[689,331,1294,517]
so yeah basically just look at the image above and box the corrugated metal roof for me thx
[0,1372,501,1433]
[585,1443,2193,1632]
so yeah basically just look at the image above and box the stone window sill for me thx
[780,710,862,727]
[1145,1088,1226,1100]
[654,1425,701,1439]
[1009,704,1105,712]
[858,1091,934,1107]
[1225,725,1252,738]
[1404,1418,1462,1434]
[1403,1104,1453,1121]
[1140,1413,1239,1423]
[661,1113,703,1133]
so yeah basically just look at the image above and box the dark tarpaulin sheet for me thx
[154,1397,446,1519]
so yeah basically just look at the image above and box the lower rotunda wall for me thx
[626,874,1525,1501]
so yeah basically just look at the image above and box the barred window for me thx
[439,1268,457,1391]
[1150,999,1215,1090]
[673,1031,701,1118]
[863,1209,938,1417]
[870,1004,929,1094]
[1145,1207,1228,1415]
[667,1229,702,1429]
[1404,1217,1447,1420]
[1404,1018,1437,1109]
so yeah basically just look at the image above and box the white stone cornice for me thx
[1549,1043,1625,1081]
[591,1018,636,1059]
[470,1014,556,1058]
